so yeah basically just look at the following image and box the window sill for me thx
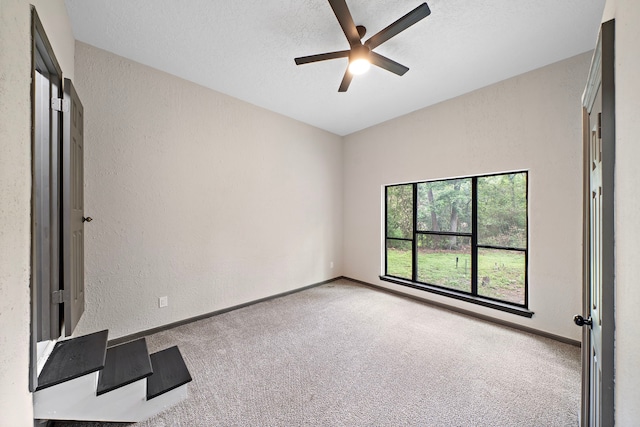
[379,276,534,318]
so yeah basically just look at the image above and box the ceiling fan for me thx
[294,0,431,92]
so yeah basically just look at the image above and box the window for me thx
[382,172,531,317]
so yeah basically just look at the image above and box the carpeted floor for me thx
[53,279,581,426]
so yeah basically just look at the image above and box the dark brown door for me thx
[578,20,615,427]
[63,78,85,335]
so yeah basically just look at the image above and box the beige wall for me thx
[0,0,74,424]
[71,42,344,339]
[343,52,592,341]
[603,0,640,423]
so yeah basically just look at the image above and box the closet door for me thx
[63,78,86,336]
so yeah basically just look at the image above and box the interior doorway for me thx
[30,7,87,393]
[30,8,64,391]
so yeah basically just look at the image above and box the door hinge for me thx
[51,290,65,304]
[51,98,69,113]
[597,112,602,139]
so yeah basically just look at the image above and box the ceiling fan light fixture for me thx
[348,58,370,75]
[348,44,371,75]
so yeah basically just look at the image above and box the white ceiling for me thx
[64,0,605,136]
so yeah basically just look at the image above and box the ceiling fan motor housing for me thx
[350,44,371,62]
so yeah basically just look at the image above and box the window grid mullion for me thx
[416,231,473,237]
[384,186,388,276]
[477,244,527,252]
[471,177,478,296]
[524,171,529,307]
[412,183,418,283]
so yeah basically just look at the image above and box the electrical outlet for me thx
[159,296,168,308]
[330,261,334,269]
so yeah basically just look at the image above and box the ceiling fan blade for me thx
[295,50,350,65]
[328,0,361,46]
[369,52,409,76]
[338,68,354,92]
[365,3,431,50]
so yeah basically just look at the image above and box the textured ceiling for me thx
[64,0,605,136]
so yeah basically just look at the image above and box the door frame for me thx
[30,7,63,392]
[581,19,615,426]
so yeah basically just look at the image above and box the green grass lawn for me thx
[387,248,525,304]
[418,250,472,292]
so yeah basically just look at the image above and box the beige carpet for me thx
[54,279,581,426]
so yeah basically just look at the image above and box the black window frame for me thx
[381,171,533,318]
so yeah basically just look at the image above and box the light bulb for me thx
[348,58,370,75]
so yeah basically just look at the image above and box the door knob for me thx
[83,216,93,223]
[573,315,592,327]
